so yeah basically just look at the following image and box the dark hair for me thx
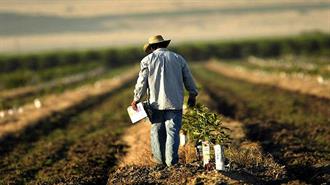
[150,42,168,50]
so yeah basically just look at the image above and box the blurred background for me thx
[0,1,330,184]
[0,0,329,53]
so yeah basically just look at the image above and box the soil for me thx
[107,90,286,184]
[195,66,330,184]
[0,86,135,184]
[118,121,154,167]
[0,68,138,139]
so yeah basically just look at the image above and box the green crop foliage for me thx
[182,104,231,145]
[217,55,330,80]
[0,65,133,110]
[0,62,101,90]
[0,32,329,74]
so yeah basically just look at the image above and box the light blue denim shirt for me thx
[133,48,198,110]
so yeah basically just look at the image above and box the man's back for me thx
[132,35,198,167]
[134,48,198,110]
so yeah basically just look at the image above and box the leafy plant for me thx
[182,104,231,145]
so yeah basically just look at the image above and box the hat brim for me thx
[144,40,171,53]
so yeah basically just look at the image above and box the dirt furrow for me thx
[0,67,138,139]
[108,88,286,184]
[0,85,134,184]
[194,66,330,184]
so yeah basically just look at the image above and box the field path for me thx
[111,118,256,184]
[117,90,247,167]
[109,89,284,184]
[117,119,246,165]
[205,60,330,99]
[118,121,154,167]
[0,67,138,139]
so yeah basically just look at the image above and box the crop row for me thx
[192,65,330,184]
[0,65,132,110]
[0,47,142,73]
[218,55,330,80]
[0,84,133,185]
[1,32,329,73]
[0,62,100,90]
[193,65,329,127]
[175,32,330,61]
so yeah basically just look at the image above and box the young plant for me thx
[182,104,231,146]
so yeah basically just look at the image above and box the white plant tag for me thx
[202,141,210,166]
[214,144,225,171]
[179,133,186,146]
[196,145,203,160]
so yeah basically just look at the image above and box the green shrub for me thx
[61,52,81,65]
[182,104,231,145]
[257,40,281,57]
[240,42,259,57]
[41,53,61,68]
[5,57,20,71]
[104,49,120,67]
[21,55,39,71]
[84,50,102,62]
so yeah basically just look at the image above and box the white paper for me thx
[127,102,148,123]
[214,144,225,171]
[202,141,210,166]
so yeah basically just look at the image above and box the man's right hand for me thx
[187,96,196,107]
[131,101,138,111]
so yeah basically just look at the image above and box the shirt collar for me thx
[154,48,168,52]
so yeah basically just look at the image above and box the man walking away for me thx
[131,35,198,167]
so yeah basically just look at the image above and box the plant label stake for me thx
[214,144,225,171]
[196,144,203,161]
[34,98,42,109]
[202,141,210,166]
[180,130,187,146]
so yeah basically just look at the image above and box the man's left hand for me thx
[131,101,138,111]
[187,96,196,107]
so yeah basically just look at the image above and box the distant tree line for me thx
[0,32,329,73]
[172,32,330,61]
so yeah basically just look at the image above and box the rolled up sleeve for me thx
[133,58,149,102]
[182,60,198,96]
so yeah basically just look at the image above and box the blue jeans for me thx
[150,109,182,166]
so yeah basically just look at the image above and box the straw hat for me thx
[143,35,171,53]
